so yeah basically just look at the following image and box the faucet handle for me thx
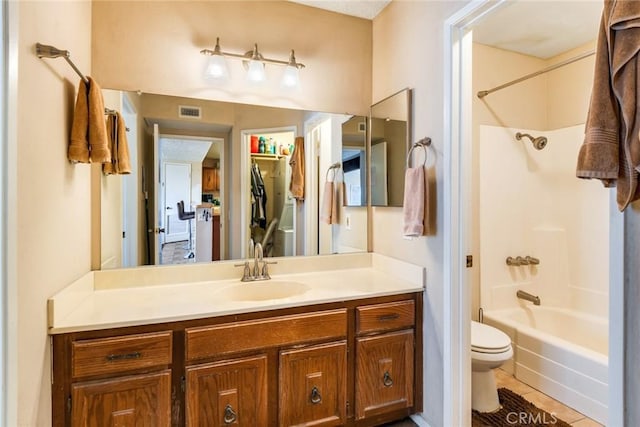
[261,260,277,278]
[525,256,540,265]
[506,256,521,266]
[515,256,529,265]
[234,261,252,281]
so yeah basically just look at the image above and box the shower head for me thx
[516,132,547,150]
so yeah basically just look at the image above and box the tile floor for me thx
[494,368,603,427]
[160,240,196,265]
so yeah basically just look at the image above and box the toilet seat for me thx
[471,321,511,354]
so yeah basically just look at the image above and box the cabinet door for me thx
[71,370,171,427]
[355,330,414,420]
[279,341,347,427]
[185,354,267,427]
[203,168,215,192]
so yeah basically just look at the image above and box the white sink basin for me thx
[219,280,310,302]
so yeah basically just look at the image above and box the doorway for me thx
[163,162,191,244]
[444,1,624,426]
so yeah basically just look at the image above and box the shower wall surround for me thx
[479,124,609,317]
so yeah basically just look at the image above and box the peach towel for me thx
[289,136,305,200]
[69,77,111,163]
[103,112,132,175]
[320,181,334,224]
[403,167,426,238]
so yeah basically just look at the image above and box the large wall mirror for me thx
[99,91,369,270]
[370,88,412,207]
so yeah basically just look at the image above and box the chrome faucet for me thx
[235,241,276,282]
[253,243,264,278]
[516,290,541,306]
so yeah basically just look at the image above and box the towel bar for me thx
[406,137,431,168]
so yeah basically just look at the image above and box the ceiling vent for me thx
[178,105,202,119]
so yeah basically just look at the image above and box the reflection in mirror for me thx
[99,91,369,269]
[370,88,412,207]
[341,116,367,207]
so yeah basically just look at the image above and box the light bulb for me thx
[247,59,265,82]
[205,55,229,80]
[282,65,299,88]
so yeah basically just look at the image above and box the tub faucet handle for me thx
[516,256,529,265]
[525,256,540,265]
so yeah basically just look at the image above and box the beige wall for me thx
[92,1,372,115]
[15,1,93,425]
[372,2,468,425]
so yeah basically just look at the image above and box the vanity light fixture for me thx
[200,38,305,87]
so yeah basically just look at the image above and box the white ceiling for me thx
[160,137,212,163]
[472,1,603,59]
[290,0,602,59]
[289,0,390,20]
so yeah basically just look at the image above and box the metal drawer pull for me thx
[383,371,394,387]
[378,313,400,321]
[223,404,237,424]
[106,352,141,362]
[310,386,322,404]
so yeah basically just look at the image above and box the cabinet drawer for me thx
[185,309,347,362]
[356,300,415,334]
[72,331,173,379]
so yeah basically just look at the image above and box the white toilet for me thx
[471,320,513,413]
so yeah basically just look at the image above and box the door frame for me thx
[120,94,138,267]
[240,126,297,258]
[443,1,624,426]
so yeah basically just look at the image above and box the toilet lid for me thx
[471,321,511,353]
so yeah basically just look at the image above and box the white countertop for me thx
[48,253,425,334]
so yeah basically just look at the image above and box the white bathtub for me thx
[484,306,608,424]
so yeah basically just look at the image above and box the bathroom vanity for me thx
[48,253,425,426]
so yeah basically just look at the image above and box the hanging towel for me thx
[320,181,334,224]
[402,167,425,238]
[576,0,640,211]
[103,112,132,175]
[289,136,305,200]
[69,77,111,164]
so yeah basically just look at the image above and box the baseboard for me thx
[410,413,432,427]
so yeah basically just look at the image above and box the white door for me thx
[164,162,192,243]
[153,123,161,265]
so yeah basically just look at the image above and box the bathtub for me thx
[484,306,608,424]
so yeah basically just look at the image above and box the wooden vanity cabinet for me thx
[55,330,174,427]
[354,300,417,424]
[52,293,422,427]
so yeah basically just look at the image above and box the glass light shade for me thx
[282,65,299,88]
[247,59,266,82]
[205,55,229,79]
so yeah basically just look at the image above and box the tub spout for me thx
[517,290,541,306]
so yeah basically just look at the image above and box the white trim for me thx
[240,126,296,258]
[4,1,18,425]
[609,191,623,427]
[443,2,507,426]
